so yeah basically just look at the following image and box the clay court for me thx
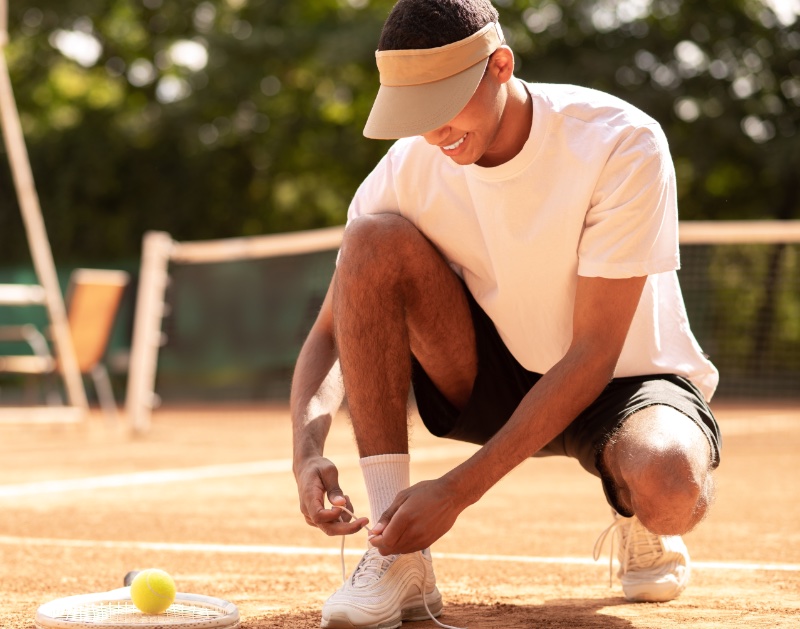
[0,401,798,628]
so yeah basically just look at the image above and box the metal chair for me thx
[0,269,129,420]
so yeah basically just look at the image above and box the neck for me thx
[477,78,532,168]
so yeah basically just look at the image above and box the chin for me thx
[450,148,482,166]
[449,156,475,166]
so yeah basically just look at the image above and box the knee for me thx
[337,214,421,277]
[335,215,431,306]
[621,440,716,535]
[608,407,715,535]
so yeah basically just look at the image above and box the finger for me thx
[307,495,345,526]
[368,531,406,555]
[368,532,386,552]
[328,494,355,522]
[312,505,350,525]
[305,509,359,530]
[344,494,357,516]
[320,466,347,506]
[329,494,347,507]
[368,517,401,553]
[371,489,421,554]
[318,517,370,537]
[369,491,404,538]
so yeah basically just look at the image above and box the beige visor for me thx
[364,22,505,139]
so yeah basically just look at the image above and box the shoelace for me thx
[592,515,627,586]
[337,505,465,629]
[350,546,396,587]
[592,515,663,586]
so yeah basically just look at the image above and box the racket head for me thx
[35,586,240,629]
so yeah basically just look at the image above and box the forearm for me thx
[290,329,344,469]
[445,345,616,506]
[290,330,368,535]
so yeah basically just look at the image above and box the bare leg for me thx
[333,214,477,457]
[601,405,715,535]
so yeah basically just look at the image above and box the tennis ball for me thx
[130,568,176,614]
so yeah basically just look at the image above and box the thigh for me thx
[339,214,478,410]
[412,286,542,443]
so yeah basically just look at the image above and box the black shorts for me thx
[410,285,721,516]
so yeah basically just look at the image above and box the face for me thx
[421,70,506,167]
[420,47,529,168]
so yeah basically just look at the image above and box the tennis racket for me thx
[35,583,240,629]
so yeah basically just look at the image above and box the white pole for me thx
[125,231,173,434]
[0,0,6,48]
[0,0,8,47]
[0,12,88,412]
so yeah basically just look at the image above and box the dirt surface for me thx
[0,402,798,628]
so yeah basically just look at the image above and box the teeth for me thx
[443,134,466,151]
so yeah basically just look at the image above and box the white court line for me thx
[0,536,797,573]
[0,445,477,499]
[0,460,292,498]
[3,414,798,498]
[3,445,797,575]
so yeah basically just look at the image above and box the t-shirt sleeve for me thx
[577,124,680,278]
[346,149,401,224]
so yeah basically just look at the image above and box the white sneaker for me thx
[321,546,443,629]
[593,512,691,602]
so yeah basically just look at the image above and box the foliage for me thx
[0,0,798,265]
[495,0,800,221]
[1,0,394,263]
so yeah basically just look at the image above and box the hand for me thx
[368,477,465,555]
[294,456,369,536]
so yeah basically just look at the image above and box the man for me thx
[291,1,722,628]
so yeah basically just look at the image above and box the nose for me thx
[422,125,449,145]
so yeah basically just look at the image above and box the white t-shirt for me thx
[347,82,719,401]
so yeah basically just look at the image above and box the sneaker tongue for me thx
[351,549,397,587]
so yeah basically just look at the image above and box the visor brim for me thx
[363,58,488,140]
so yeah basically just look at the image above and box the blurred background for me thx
[0,0,798,407]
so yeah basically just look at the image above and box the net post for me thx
[126,231,173,434]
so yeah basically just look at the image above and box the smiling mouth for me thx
[442,134,467,151]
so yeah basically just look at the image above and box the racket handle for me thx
[123,570,141,587]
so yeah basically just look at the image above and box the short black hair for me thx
[378,0,500,51]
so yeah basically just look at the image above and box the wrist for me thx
[442,463,485,509]
[292,446,323,476]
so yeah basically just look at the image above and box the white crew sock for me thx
[359,453,410,527]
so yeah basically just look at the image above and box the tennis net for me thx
[125,220,800,431]
[679,221,800,400]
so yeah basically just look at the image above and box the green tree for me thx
[496,0,799,221]
[1,0,394,263]
[0,0,797,265]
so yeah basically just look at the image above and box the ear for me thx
[487,46,515,84]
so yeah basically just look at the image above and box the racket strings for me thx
[336,505,465,629]
[59,602,223,621]
[38,596,239,628]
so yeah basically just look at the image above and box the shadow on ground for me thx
[253,598,635,628]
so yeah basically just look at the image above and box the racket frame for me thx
[35,586,240,629]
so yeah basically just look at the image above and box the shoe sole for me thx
[622,578,688,603]
[321,591,443,629]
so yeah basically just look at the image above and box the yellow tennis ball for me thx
[130,568,176,614]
